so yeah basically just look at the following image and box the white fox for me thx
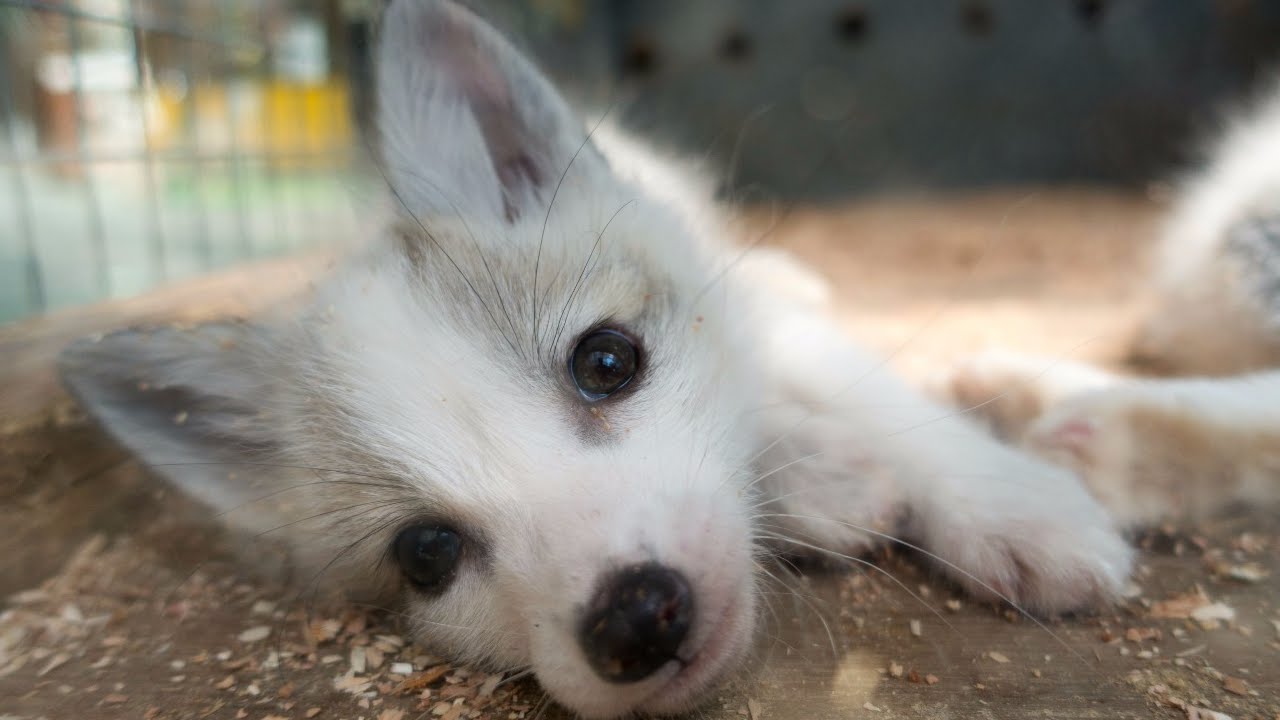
[59,2,1136,717]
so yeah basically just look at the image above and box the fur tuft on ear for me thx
[58,323,281,515]
[375,0,605,222]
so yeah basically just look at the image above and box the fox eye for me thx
[394,525,463,593]
[570,329,639,400]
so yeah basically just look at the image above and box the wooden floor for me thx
[2,190,1277,720]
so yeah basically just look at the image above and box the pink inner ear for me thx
[427,7,542,201]
[1037,417,1097,464]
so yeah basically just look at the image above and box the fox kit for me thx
[942,79,1280,526]
[59,1,1135,717]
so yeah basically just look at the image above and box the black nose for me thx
[577,563,695,683]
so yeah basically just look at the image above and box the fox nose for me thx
[577,563,694,683]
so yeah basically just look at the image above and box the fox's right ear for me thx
[375,0,608,223]
[58,323,281,515]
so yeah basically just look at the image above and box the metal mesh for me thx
[0,0,378,323]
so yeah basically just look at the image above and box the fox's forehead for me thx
[359,190,721,339]
[291,225,736,452]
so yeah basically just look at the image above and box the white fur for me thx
[938,79,1280,531]
[1156,80,1280,303]
[940,352,1280,526]
[1132,76,1280,373]
[59,2,1133,718]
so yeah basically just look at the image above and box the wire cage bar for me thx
[0,0,377,323]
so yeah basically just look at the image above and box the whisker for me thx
[748,468,1067,512]
[532,100,617,353]
[150,460,405,484]
[247,497,417,542]
[755,556,839,661]
[756,514,1096,668]
[385,162,524,353]
[529,691,554,720]
[722,105,775,205]
[364,136,521,358]
[295,509,417,620]
[548,199,638,353]
[738,450,825,495]
[757,528,962,641]
[496,667,536,688]
[346,601,524,639]
[687,195,791,312]
[881,333,1104,439]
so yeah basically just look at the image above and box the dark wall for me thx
[477,0,1280,201]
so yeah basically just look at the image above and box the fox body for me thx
[63,2,1273,718]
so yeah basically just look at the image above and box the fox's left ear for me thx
[57,323,282,516]
[375,0,609,223]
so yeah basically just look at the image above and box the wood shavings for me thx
[1185,707,1233,720]
[236,625,270,643]
[1231,532,1267,554]
[374,634,405,650]
[1221,676,1250,696]
[36,653,69,677]
[1225,563,1268,583]
[987,651,1010,663]
[306,619,342,645]
[1190,602,1236,628]
[477,674,501,697]
[392,664,449,694]
[365,644,386,670]
[1150,588,1212,619]
[333,673,372,695]
[1125,627,1162,643]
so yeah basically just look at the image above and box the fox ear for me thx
[58,323,281,515]
[375,0,607,222]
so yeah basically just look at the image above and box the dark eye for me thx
[394,525,463,593]
[570,329,639,400]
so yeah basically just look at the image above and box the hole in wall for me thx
[719,29,752,62]
[621,36,658,76]
[835,7,869,44]
[960,2,994,36]
[1075,0,1106,28]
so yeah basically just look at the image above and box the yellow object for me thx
[147,79,353,167]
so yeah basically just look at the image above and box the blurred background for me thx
[2,0,1280,325]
